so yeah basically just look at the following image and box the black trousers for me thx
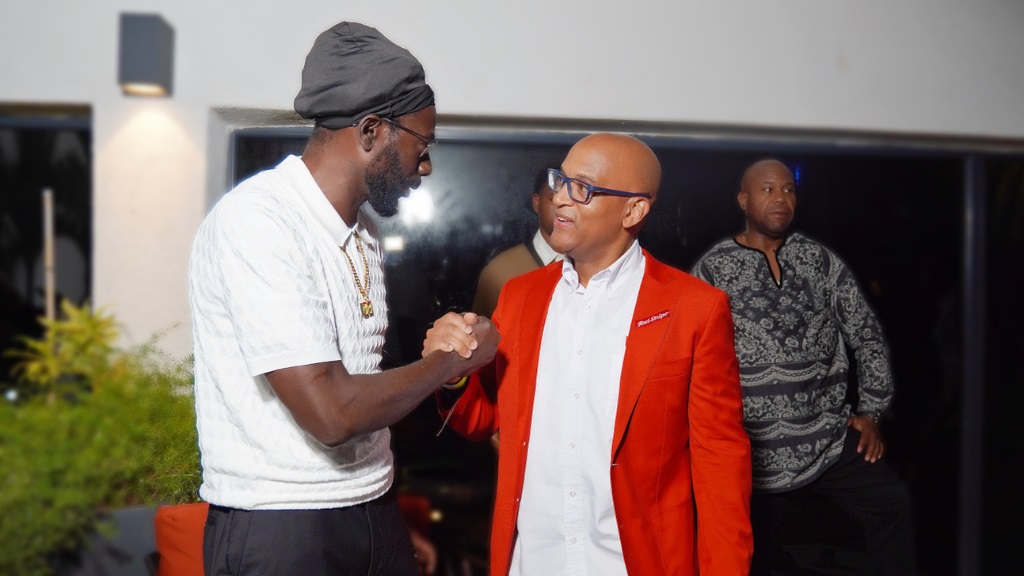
[750,429,917,576]
[203,490,420,576]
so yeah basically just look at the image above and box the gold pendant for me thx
[360,299,374,319]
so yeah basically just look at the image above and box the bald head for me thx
[566,133,662,203]
[740,159,791,193]
[547,133,662,283]
[737,158,797,242]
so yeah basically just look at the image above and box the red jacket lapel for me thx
[512,264,560,445]
[612,253,680,460]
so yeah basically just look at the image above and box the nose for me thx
[418,155,432,176]
[551,180,575,206]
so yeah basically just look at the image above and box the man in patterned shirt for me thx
[692,158,916,575]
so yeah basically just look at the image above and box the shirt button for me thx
[569,442,576,449]
[569,491,576,497]
[574,393,580,400]
[576,349,583,355]
[571,537,578,544]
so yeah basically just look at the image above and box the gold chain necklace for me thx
[340,234,374,318]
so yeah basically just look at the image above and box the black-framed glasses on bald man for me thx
[547,168,652,204]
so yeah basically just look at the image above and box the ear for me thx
[531,192,540,215]
[623,197,651,230]
[737,190,748,212]
[353,115,387,153]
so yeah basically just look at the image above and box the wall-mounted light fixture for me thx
[118,13,174,97]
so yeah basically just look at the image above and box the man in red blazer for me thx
[426,133,752,575]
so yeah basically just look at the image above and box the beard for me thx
[365,141,415,218]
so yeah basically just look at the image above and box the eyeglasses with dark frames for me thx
[380,117,437,158]
[547,168,653,204]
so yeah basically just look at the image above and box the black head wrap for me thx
[294,22,435,129]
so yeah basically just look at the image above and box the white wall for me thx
[2,0,1023,358]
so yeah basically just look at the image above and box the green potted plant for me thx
[0,301,200,576]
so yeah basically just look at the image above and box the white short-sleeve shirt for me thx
[189,155,392,510]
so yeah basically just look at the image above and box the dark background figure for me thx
[692,159,916,575]
[471,165,562,318]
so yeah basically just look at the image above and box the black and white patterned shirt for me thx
[692,232,893,492]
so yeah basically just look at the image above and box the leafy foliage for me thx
[0,302,199,576]
[6,299,118,402]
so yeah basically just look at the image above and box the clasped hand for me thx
[422,312,500,376]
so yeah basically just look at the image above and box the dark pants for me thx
[750,429,917,576]
[203,490,420,576]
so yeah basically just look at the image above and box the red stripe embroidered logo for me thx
[636,310,670,328]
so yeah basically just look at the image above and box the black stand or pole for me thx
[960,156,984,576]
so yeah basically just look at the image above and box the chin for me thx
[548,238,569,255]
[367,192,404,218]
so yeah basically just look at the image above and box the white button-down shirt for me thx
[509,240,646,576]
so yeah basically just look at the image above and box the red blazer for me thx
[443,251,753,575]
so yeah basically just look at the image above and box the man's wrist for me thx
[859,410,882,424]
[441,376,468,391]
[437,377,468,411]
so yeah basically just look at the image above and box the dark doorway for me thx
[0,107,92,390]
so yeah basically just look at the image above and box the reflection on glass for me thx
[383,235,405,252]
[399,187,435,226]
[232,128,983,575]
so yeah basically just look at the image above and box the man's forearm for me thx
[267,350,476,448]
[329,350,478,444]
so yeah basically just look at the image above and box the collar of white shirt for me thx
[282,154,376,249]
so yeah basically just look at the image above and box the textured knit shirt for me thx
[189,155,392,509]
[692,232,893,492]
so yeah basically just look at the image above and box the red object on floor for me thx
[398,493,432,535]
[154,502,209,576]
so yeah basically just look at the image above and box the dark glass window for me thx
[232,125,1018,575]
[0,115,92,385]
[983,156,1024,574]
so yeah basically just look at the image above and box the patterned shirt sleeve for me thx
[691,253,715,285]
[827,251,894,415]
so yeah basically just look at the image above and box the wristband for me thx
[441,376,468,391]
[860,411,882,424]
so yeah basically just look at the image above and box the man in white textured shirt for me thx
[188,22,496,576]
[424,133,753,575]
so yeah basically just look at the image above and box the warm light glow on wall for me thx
[122,83,170,97]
